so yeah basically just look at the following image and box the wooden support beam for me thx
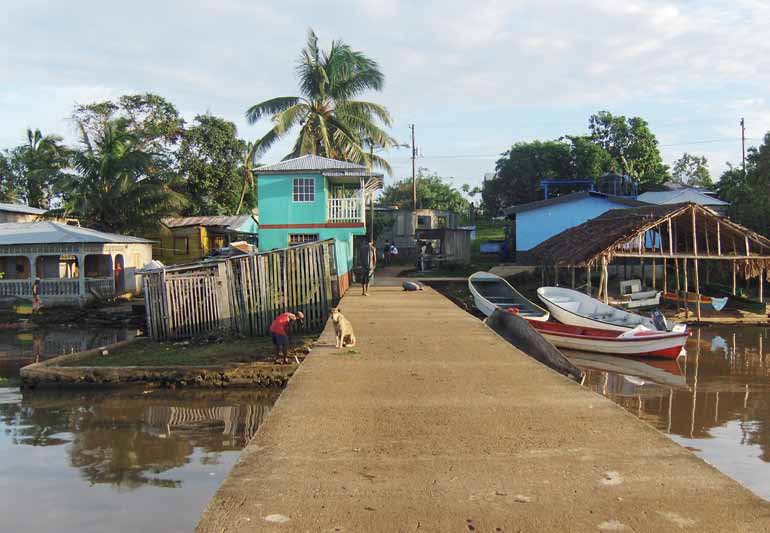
[761,269,765,304]
[733,260,737,296]
[613,252,770,260]
[602,255,609,304]
[554,264,559,286]
[717,221,721,256]
[675,257,681,308]
[668,219,673,256]
[652,257,656,289]
[683,257,689,319]
[586,264,592,296]
[571,266,576,289]
[692,207,701,321]
[663,257,668,293]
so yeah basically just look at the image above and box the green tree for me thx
[60,120,185,235]
[19,129,70,208]
[378,168,470,215]
[176,115,248,216]
[0,148,25,203]
[588,111,669,190]
[671,153,712,188]
[718,133,770,237]
[72,93,184,153]
[246,29,396,172]
[565,135,617,181]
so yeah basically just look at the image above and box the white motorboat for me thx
[537,286,686,333]
[468,272,549,320]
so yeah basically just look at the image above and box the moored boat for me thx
[537,286,686,333]
[468,272,549,320]
[527,319,688,359]
[705,284,766,314]
[662,291,729,312]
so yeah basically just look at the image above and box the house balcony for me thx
[328,197,364,224]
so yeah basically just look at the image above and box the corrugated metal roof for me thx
[0,222,152,245]
[256,154,369,173]
[503,191,647,216]
[0,202,47,215]
[637,189,728,206]
[162,214,257,231]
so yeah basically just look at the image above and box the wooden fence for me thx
[142,239,340,341]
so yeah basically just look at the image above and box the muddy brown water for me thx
[0,327,278,532]
[566,325,770,501]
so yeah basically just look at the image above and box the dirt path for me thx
[197,284,769,532]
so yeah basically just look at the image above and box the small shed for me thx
[0,222,153,304]
[153,214,259,264]
[414,228,472,264]
[530,202,770,319]
[380,208,461,255]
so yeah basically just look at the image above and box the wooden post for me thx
[601,255,609,304]
[668,219,673,255]
[674,257,681,307]
[761,269,765,304]
[692,207,701,321]
[586,264,592,296]
[663,257,667,293]
[683,257,689,319]
[733,260,737,295]
[717,221,721,256]
[571,265,576,289]
[541,265,545,287]
[554,264,559,286]
[652,257,656,289]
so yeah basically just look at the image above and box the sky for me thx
[3,0,770,192]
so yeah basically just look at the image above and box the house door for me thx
[114,255,125,293]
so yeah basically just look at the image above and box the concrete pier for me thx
[198,284,769,532]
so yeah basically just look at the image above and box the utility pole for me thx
[741,117,746,177]
[369,143,375,241]
[410,124,417,210]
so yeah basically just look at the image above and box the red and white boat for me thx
[526,320,689,359]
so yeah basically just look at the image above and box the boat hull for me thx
[662,292,729,312]
[528,320,688,359]
[469,272,549,321]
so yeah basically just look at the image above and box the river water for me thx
[567,325,770,501]
[0,327,278,532]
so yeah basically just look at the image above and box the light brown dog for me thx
[331,307,356,348]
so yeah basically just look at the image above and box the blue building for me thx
[504,191,646,257]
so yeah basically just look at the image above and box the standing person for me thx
[269,310,304,364]
[31,278,42,314]
[383,240,392,266]
[358,239,377,296]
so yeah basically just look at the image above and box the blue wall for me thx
[516,196,631,251]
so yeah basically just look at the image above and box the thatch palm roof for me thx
[530,202,770,277]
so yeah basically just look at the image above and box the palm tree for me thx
[246,30,397,173]
[22,128,69,209]
[62,121,185,235]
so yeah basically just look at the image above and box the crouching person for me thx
[269,311,304,364]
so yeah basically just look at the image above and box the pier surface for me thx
[198,284,769,532]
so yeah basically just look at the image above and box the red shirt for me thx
[269,312,295,336]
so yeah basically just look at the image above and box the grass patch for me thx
[57,335,316,367]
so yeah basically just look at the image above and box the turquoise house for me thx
[256,155,383,292]
[503,191,646,256]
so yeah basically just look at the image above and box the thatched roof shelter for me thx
[531,202,770,278]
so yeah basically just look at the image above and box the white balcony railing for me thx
[328,197,363,223]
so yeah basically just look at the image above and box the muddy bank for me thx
[21,360,296,389]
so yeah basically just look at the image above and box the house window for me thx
[289,234,319,246]
[417,216,432,229]
[292,178,315,203]
[173,236,189,255]
[209,235,226,250]
[437,216,448,228]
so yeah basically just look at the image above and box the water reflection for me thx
[0,326,132,378]
[0,388,278,532]
[569,326,770,500]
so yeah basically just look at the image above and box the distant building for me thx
[255,155,382,292]
[0,221,152,304]
[0,203,47,223]
[637,188,728,212]
[153,214,259,264]
[503,191,647,257]
[377,208,462,255]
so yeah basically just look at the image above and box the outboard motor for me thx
[650,309,668,331]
